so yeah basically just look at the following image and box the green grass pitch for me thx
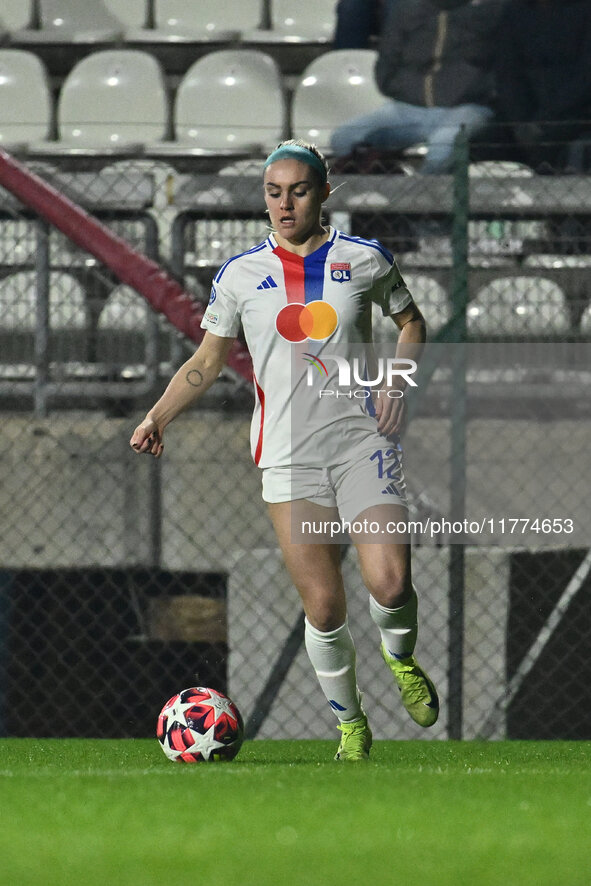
[1,738,589,886]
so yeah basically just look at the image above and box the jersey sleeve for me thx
[200,277,241,338]
[368,249,412,317]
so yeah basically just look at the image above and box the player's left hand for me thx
[375,389,406,437]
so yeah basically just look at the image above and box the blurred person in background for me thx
[333,0,398,48]
[331,0,506,173]
[495,0,591,173]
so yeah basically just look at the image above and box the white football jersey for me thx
[201,227,412,469]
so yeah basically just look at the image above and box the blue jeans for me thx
[331,99,494,173]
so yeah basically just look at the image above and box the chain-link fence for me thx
[0,140,589,741]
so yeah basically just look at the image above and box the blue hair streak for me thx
[263,145,328,184]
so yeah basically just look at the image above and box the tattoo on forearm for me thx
[186,369,204,388]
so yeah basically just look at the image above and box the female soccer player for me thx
[130,140,439,760]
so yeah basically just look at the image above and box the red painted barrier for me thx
[0,150,253,381]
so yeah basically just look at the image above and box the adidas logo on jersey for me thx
[257,275,278,290]
[382,482,401,496]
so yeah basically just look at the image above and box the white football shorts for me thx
[261,438,408,526]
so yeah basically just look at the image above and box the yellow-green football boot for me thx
[381,645,439,727]
[334,714,373,761]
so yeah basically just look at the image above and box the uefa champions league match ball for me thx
[157,687,244,762]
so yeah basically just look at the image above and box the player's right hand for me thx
[129,417,164,457]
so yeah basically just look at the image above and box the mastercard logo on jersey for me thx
[275,301,338,343]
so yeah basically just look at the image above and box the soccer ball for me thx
[157,687,244,763]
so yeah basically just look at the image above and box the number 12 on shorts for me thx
[370,448,400,479]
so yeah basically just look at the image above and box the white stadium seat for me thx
[31,50,168,154]
[97,285,149,365]
[181,218,271,270]
[0,270,87,330]
[579,302,591,335]
[247,0,336,43]
[0,0,33,30]
[523,254,591,269]
[97,285,171,368]
[0,270,88,366]
[404,274,450,334]
[0,273,37,331]
[0,50,52,149]
[467,277,570,336]
[151,50,284,156]
[15,0,124,44]
[103,0,148,31]
[98,286,149,332]
[292,51,384,153]
[130,0,262,43]
[468,161,534,178]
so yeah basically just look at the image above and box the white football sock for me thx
[369,590,418,660]
[304,618,363,723]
